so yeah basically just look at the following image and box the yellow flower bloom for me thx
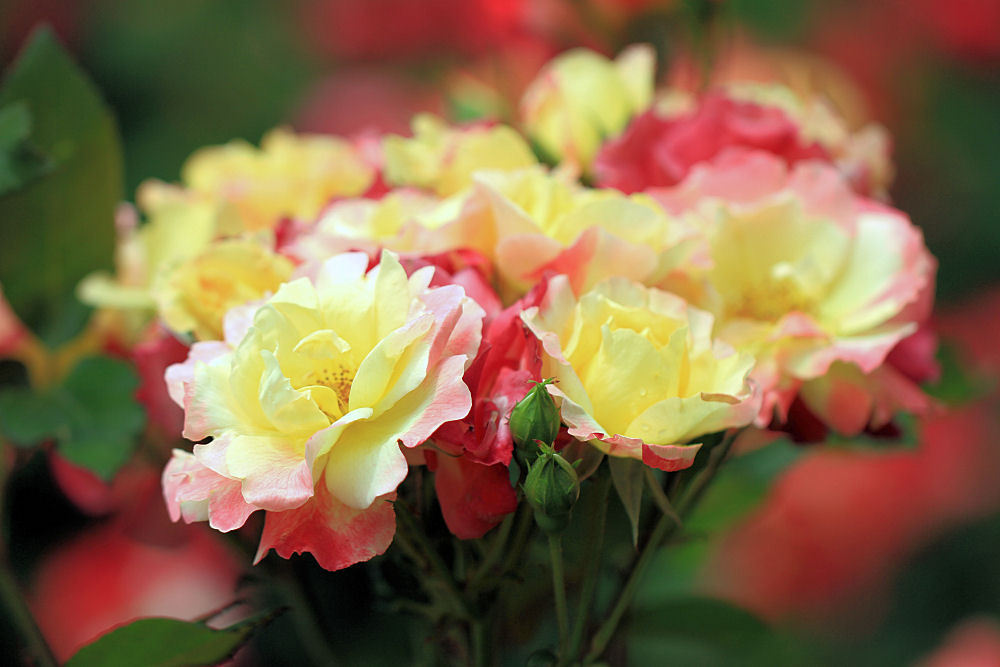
[164,251,484,570]
[183,128,374,231]
[654,150,934,423]
[382,114,537,197]
[520,45,654,172]
[522,275,759,471]
[153,238,293,341]
[287,189,447,263]
[78,183,221,319]
[472,166,694,299]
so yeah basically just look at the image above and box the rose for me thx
[162,250,483,570]
[522,275,759,471]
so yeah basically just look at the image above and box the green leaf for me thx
[925,340,995,405]
[0,387,65,445]
[65,610,281,667]
[0,101,53,195]
[634,439,804,607]
[628,596,811,666]
[0,355,144,480]
[0,27,123,347]
[610,456,645,547]
[684,438,802,536]
[54,356,145,479]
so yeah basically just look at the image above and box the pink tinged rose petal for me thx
[162,450,256,532]
[642,443,703,472]
[222,434,316,512]
[165,341,230,409]
[254,483,396,572]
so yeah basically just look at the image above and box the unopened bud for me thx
[523,446,580,534]
[509,379,560,451]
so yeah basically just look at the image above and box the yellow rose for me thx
[522,275,759,471]
[382,114,537,197]
[520,45,654,172]
[472,166,694,299]
[163,251,484,570]
[153,238,293,341]
[183,128,374,231]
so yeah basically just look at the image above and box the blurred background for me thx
[1,0,999,664]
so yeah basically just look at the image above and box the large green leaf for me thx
[65,610,281,667]
[0,355,144,480]
[0,27,123,346]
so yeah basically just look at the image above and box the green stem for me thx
[0,564,57,667]
[549,533,569,658]
[584,432,737,663]
[276,569,341,667]
[471,616,488,667]
[468,510,515,591]
[566,471,612,662]
[499,502,534,575]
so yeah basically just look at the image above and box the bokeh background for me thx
[1,0,999,664]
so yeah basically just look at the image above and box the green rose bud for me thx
[509,379,560,451]
[523,445,580,534]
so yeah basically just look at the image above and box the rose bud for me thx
[524,446,580,534]
[509,379,560,453]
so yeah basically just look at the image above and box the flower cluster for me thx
[83,46,936,570]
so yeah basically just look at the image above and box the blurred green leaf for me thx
[0,355,143,480]
[726,0,817,41]
[628,595,812,666]
[926,340,995,405]
[685,438,802,535]
[65,610,281,667]
[0,101,53,195]
[0,27,122,347]
[0,387,65,445]
[822,412,922,452]
[635,439,804,607]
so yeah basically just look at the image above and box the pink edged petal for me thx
[496,233,565,290]
[642,442,702,472]
[787,160,858,228]
[419,284,485,368]
[429,453,517,540]
[784,322,916,379]
[451,268,502,320]
[769,312,827,341]
[222,299,264,347]
[537,226,658,295]
[165,341,230,409]
[222,435,316,512]
[397,354,474,448]
[162,450,257,532]
[254,483,396,572]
